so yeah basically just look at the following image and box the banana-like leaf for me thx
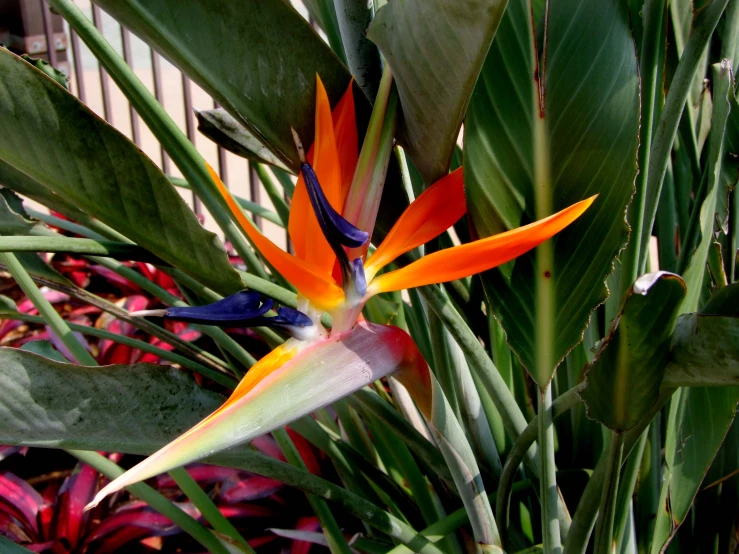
[650,283,739,553]
[580,272,686,431]
[663,313,739,387]
[464,0,640,388]
[195,109,290,171]
[0,49,242,296]
[367,0,508,183]
[650,386,739,553]
[0,347,227,454]
[92,0,363,172]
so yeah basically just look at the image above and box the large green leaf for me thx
[0,49,242,296]
[367,0,508,183]
[464,0,640,388]
[92,0,362,172]
[0,347,231,455]
[650,282,739,553]
[580,272,686,431]
[650,386,739,553]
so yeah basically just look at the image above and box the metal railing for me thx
[35,0,298,249]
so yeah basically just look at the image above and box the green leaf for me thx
[663,313,739,387]
[580,272,687,431]
[0,160,89,222]
[650,386,739,553]
[92,0,362,171]
[464,0,640,387]
[195,109,290,171]
[0,347,229,454]
[20,54,69,88]
[367,0,508,183]
[20,340,71,364]
[679,62,733,312]
[0,188,45,235]
[0,49,242,296]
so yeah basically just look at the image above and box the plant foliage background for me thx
[0,0,737,553]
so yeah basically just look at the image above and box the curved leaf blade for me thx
[464,0,640,387]
[368,0,508,183]
[0,49,242,295]
[580,272,687,431]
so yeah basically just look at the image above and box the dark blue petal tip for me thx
[301,162,369,249]
[165,291,272,325]
[163,291,314,338]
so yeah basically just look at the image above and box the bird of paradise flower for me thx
[88,75,594,509]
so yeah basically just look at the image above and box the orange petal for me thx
[288,76,345,275]
[332,79,358,204]
[365,168,466,280]
[368,196,597,294]
[208,164,344,310]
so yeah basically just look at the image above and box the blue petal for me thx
[165,291,272,325]
[300,162,369,248]
[272,306,314,327]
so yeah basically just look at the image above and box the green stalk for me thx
[0,311,236,388]
[347,388,455,489]
[169,467,253,553]
[385,480,535,554]
[637,0,730,274]
[594,431,625,554]
[343,65,397,238]
[420,285,536,467]
[620,0,667,294]
[25,208,107,241]
[539,384,561,554]
[69,450,231,554]
[614,429,649,552]
[252,163,291,226]
[47,0,267,279]
[0,252,97,365]
[496,384,584,538]
[0,236,161,262]
[273,428,354,554]
[169,175,284,227]
[564,461,606,554]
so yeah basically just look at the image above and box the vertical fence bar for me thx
[120,27,141,146]
[91,4,113,122]
[181,75,202,215]
[248,163,262,230]
[69,29,87,103]
[150,50,171,174]
[40,0,58,67]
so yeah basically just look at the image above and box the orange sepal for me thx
[365,168,465,279]
[208,164,344,310]
[368,196,597,294]
[288,76,347,275]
